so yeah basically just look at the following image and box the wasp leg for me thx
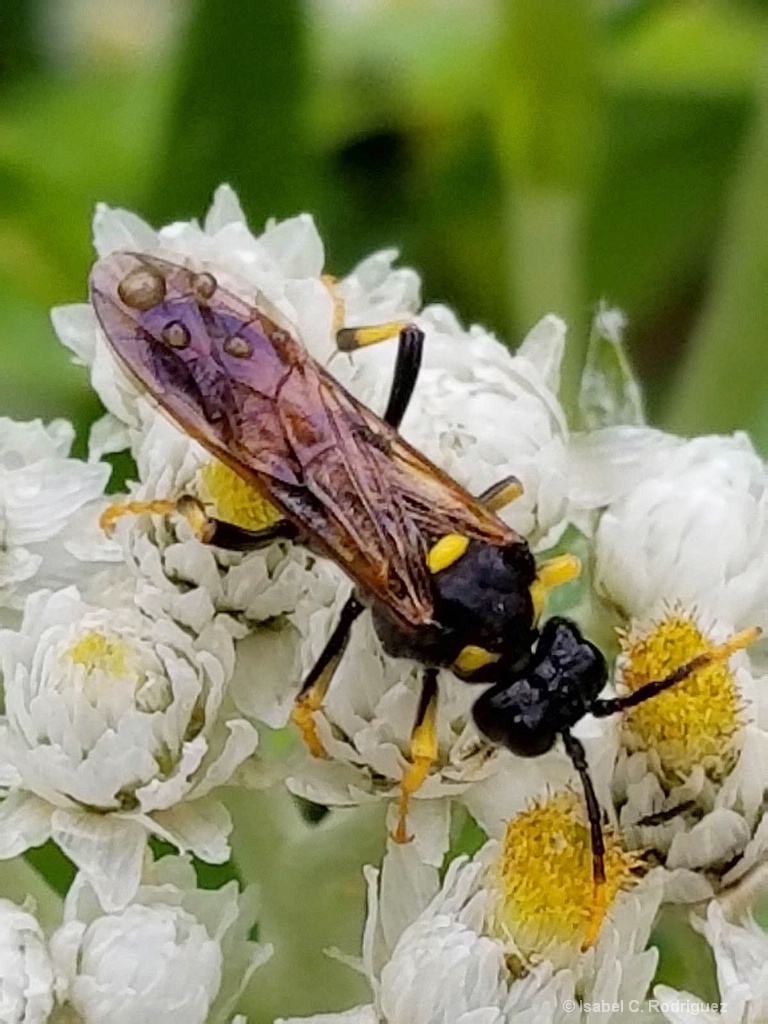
[100,497,212,540]
[192,514,300,551]
[336,321,425,431]
[393,667,439,844]
[591,626,761,718]
[561,729,608,950]
[99,495,298,551]
[478,475,524,512]
[382,325,424,428]
[291,594,365,758]
[529,554,581,622]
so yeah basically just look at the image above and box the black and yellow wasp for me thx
[90,251,756,947]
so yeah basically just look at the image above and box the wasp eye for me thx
[192,272,217,301]
[223,335,252,358]
[117,267,166,311]
[161,320,191,349]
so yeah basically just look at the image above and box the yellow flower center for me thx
[197,459,285,533]
[487,789,640,969]
[619,613,743,784]
[67,631,130,677]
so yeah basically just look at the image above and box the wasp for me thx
[90,251,758,948]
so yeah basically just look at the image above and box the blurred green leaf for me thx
[0,281,100,434]
[493,0,603,407]
[310,3,497,146]
[0,67,172,305]
[587,92,748,323]
[605,2,768,96]
[148,0,314,227]
[0,0,46,85]
[664,50,768,446]
[494,0,602,190]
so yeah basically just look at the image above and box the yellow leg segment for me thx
[336,320,411,352]
[582,877,608,951]
[530,553,582,621]
[290,595,363,759]
[291,655,341,760]
[99,496,214,541]
[481,475,524,513]
[291,692,330,760]
[393,670,439,844]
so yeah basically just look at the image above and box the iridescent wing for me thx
[90,252,520,626]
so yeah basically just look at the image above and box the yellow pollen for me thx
[619,613,744,784]
[67,631,130,677]
[488,789,640,968]
[197,459,285,533]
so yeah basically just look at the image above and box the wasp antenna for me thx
[593,625,762,717]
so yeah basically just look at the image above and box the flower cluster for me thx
[0,186,766,1021]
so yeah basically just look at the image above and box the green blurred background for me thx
[2,0,768,446]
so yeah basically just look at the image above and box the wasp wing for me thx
[90,252,519,627]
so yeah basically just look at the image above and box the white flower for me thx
[279,815,661,1024]
[0,585,258,910]
[570,427,768,903]
[0,897,55,1024]
[0,417,117,615]
[50,856,271,1024]
[609,609,768,905]
[576,429,768,627]
[655,902,768,1023]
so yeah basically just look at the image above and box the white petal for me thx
[277,1010,377,1024]
[0,792,52,858]
[51,809,147,911]
[92,202,159,255]
[150,797,232,862]
[204,185,247,234]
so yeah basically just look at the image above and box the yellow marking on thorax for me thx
[426,533,469,574]
[453,645,500,675]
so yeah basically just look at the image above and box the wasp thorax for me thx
[161,320,191,349]
[117,266,167,311]
[223,335,252,359]
[192,271,217,301]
